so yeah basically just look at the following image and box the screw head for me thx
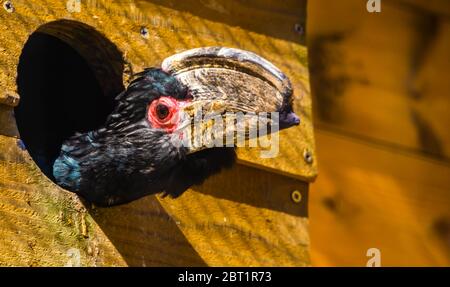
[140,27,149,39]
[294,23,304,35]
[291,190,302,203]
[3,1,14,13]
[303,149,313,164]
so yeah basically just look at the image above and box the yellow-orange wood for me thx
[0,0,312,266]
[308,0,450,266]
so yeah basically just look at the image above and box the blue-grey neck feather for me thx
[53,151,81,189]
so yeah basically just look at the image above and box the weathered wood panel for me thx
[308,0,450,161]
[96,164,310,266]
[0,0,312,266]
[308,0,450,266]
[310,130,450,266]
[0,136,126,266]
[0,134,309,266]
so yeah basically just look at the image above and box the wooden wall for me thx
[0,0,313,266]
[2,0,448,267]
[308,0,450,266]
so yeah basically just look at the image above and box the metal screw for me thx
[303,149,313,164]
[291,190,302,203]
[294,23,304,35]
[140,26,149,39]
[3,1,14,13]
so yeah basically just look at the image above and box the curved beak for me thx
[162,47,300,154]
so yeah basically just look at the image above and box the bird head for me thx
[53,47,300,206]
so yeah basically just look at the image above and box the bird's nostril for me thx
[292,114,301,125]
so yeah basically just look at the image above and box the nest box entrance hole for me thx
[15,20,124,180]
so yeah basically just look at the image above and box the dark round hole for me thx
[15,20,124,182]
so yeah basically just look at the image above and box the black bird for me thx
[53,47,300,206]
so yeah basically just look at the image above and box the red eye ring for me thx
[147,97,180,132]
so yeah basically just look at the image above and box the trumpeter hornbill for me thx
[53,47,300,206]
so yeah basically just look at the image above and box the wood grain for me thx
[0,134,309,266]
[395,0,450,17]
[310,130,450,266]
[0,136,126,266]
[0,0,312,266]
[95,164,310,266]
[308,0,450,161]
[308,0,450,266]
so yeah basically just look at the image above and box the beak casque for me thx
[161,47,300,153]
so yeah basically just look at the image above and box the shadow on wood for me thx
[89,196,207,266]
[193,163,308,218]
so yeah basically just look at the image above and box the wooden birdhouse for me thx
[0,0,316,266]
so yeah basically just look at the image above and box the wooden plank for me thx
[307,0,450,161]
[0,136,126,266]
[0,0,312,265]
[310,130,450,266]
[97,164,310,266]
[143,0,307,43]
[0,134,309,266]
[0,0,316,181]
[394,0,450,17]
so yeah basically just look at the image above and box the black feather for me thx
[53,68,235,206]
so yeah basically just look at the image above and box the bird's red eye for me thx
[147,97,180,132]
[156,104,169,120]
